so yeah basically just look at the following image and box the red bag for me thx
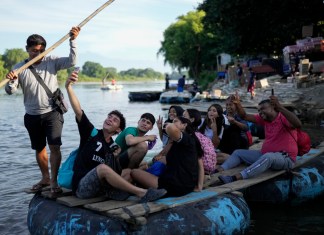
[296,129,311,156]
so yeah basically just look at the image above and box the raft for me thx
[128,91,162,102]
[28,191,250,234]
[159,90,192,104]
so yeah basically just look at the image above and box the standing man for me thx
[65,72,166,201]
[165,74,170,90]
[5,26,80,194]
[115,113,157,171]
[236,64,244,87]
[177,75,185,92]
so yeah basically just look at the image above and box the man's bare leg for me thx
[33,147,50,189]
[49,145,62,190]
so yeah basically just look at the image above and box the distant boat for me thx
[128,91,162,102]
[101,74,122,90]
[159,90,192,104]
[101,84,123,90]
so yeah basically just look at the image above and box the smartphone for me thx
[109,143,119,152]
[74,67,80,74]
[271,89,274,95]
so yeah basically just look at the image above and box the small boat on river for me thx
[101,84,123,90]
[128,91,162,102]
[159,90,192,104]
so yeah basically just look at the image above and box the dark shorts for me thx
[76,167,112,199]
[118,151,130,169]
[24,110,63,151]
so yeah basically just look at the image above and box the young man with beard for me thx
[65,72,166,202]
[216,94,302,184]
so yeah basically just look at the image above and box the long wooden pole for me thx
[0,0,115,88]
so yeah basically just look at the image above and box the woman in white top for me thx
[198,104,225,149]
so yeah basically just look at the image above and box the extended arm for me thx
[195,158,204,192]
[231,94,257,123]
[65,72,82,122]
[125,134,157,146]
[270,95,302,128]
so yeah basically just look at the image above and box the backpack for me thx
[296,129,311,156]
[280,116,311,157]
[195,132,217,174]
[58,128,98,189]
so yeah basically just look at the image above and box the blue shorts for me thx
[146,161,166,176]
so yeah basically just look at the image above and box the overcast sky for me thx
[0,0,202,73]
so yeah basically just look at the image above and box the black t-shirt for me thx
[71,111,116,192]
[159,132,199,196]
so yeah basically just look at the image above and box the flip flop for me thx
[30,183,50,192]
[50,186,63,194]
[139,188,167,203]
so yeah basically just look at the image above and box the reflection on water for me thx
[0,82,323,234]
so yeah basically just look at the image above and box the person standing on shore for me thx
[5,26,80,194]
[165,74,170,90]
[177,75,185,92]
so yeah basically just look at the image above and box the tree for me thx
[158,10,213,78]
[2,48,28,70]
[105,67,118,78]
[0,56,9,81]
[82,61,106,78]
[199,0,324,57]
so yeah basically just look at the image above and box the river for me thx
[0,81,323,234]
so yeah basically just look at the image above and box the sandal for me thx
[139,188,167,203]
[50,186,63,194]
[30,183,50,192]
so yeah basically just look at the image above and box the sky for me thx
[0,0,203,73]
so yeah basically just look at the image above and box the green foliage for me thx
[2,48,28,69]
[0,56,9,81]
[119,68,163,79]
[158,10,212,78]
[199,0,324,57]
[198,70,216,90]
[82,61,106,78]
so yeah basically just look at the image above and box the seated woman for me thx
[198,104,225,150]
[130,117,202,197]
[183,109,217,190]
[157,105,184,147]
[218,98,249,163]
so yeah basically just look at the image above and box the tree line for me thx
[0,49,164,82]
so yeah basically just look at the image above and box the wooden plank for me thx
[56,195,107,207]
[84,197,137,212]
[203,165,246,188]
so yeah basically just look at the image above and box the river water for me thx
[0,81,323,234]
